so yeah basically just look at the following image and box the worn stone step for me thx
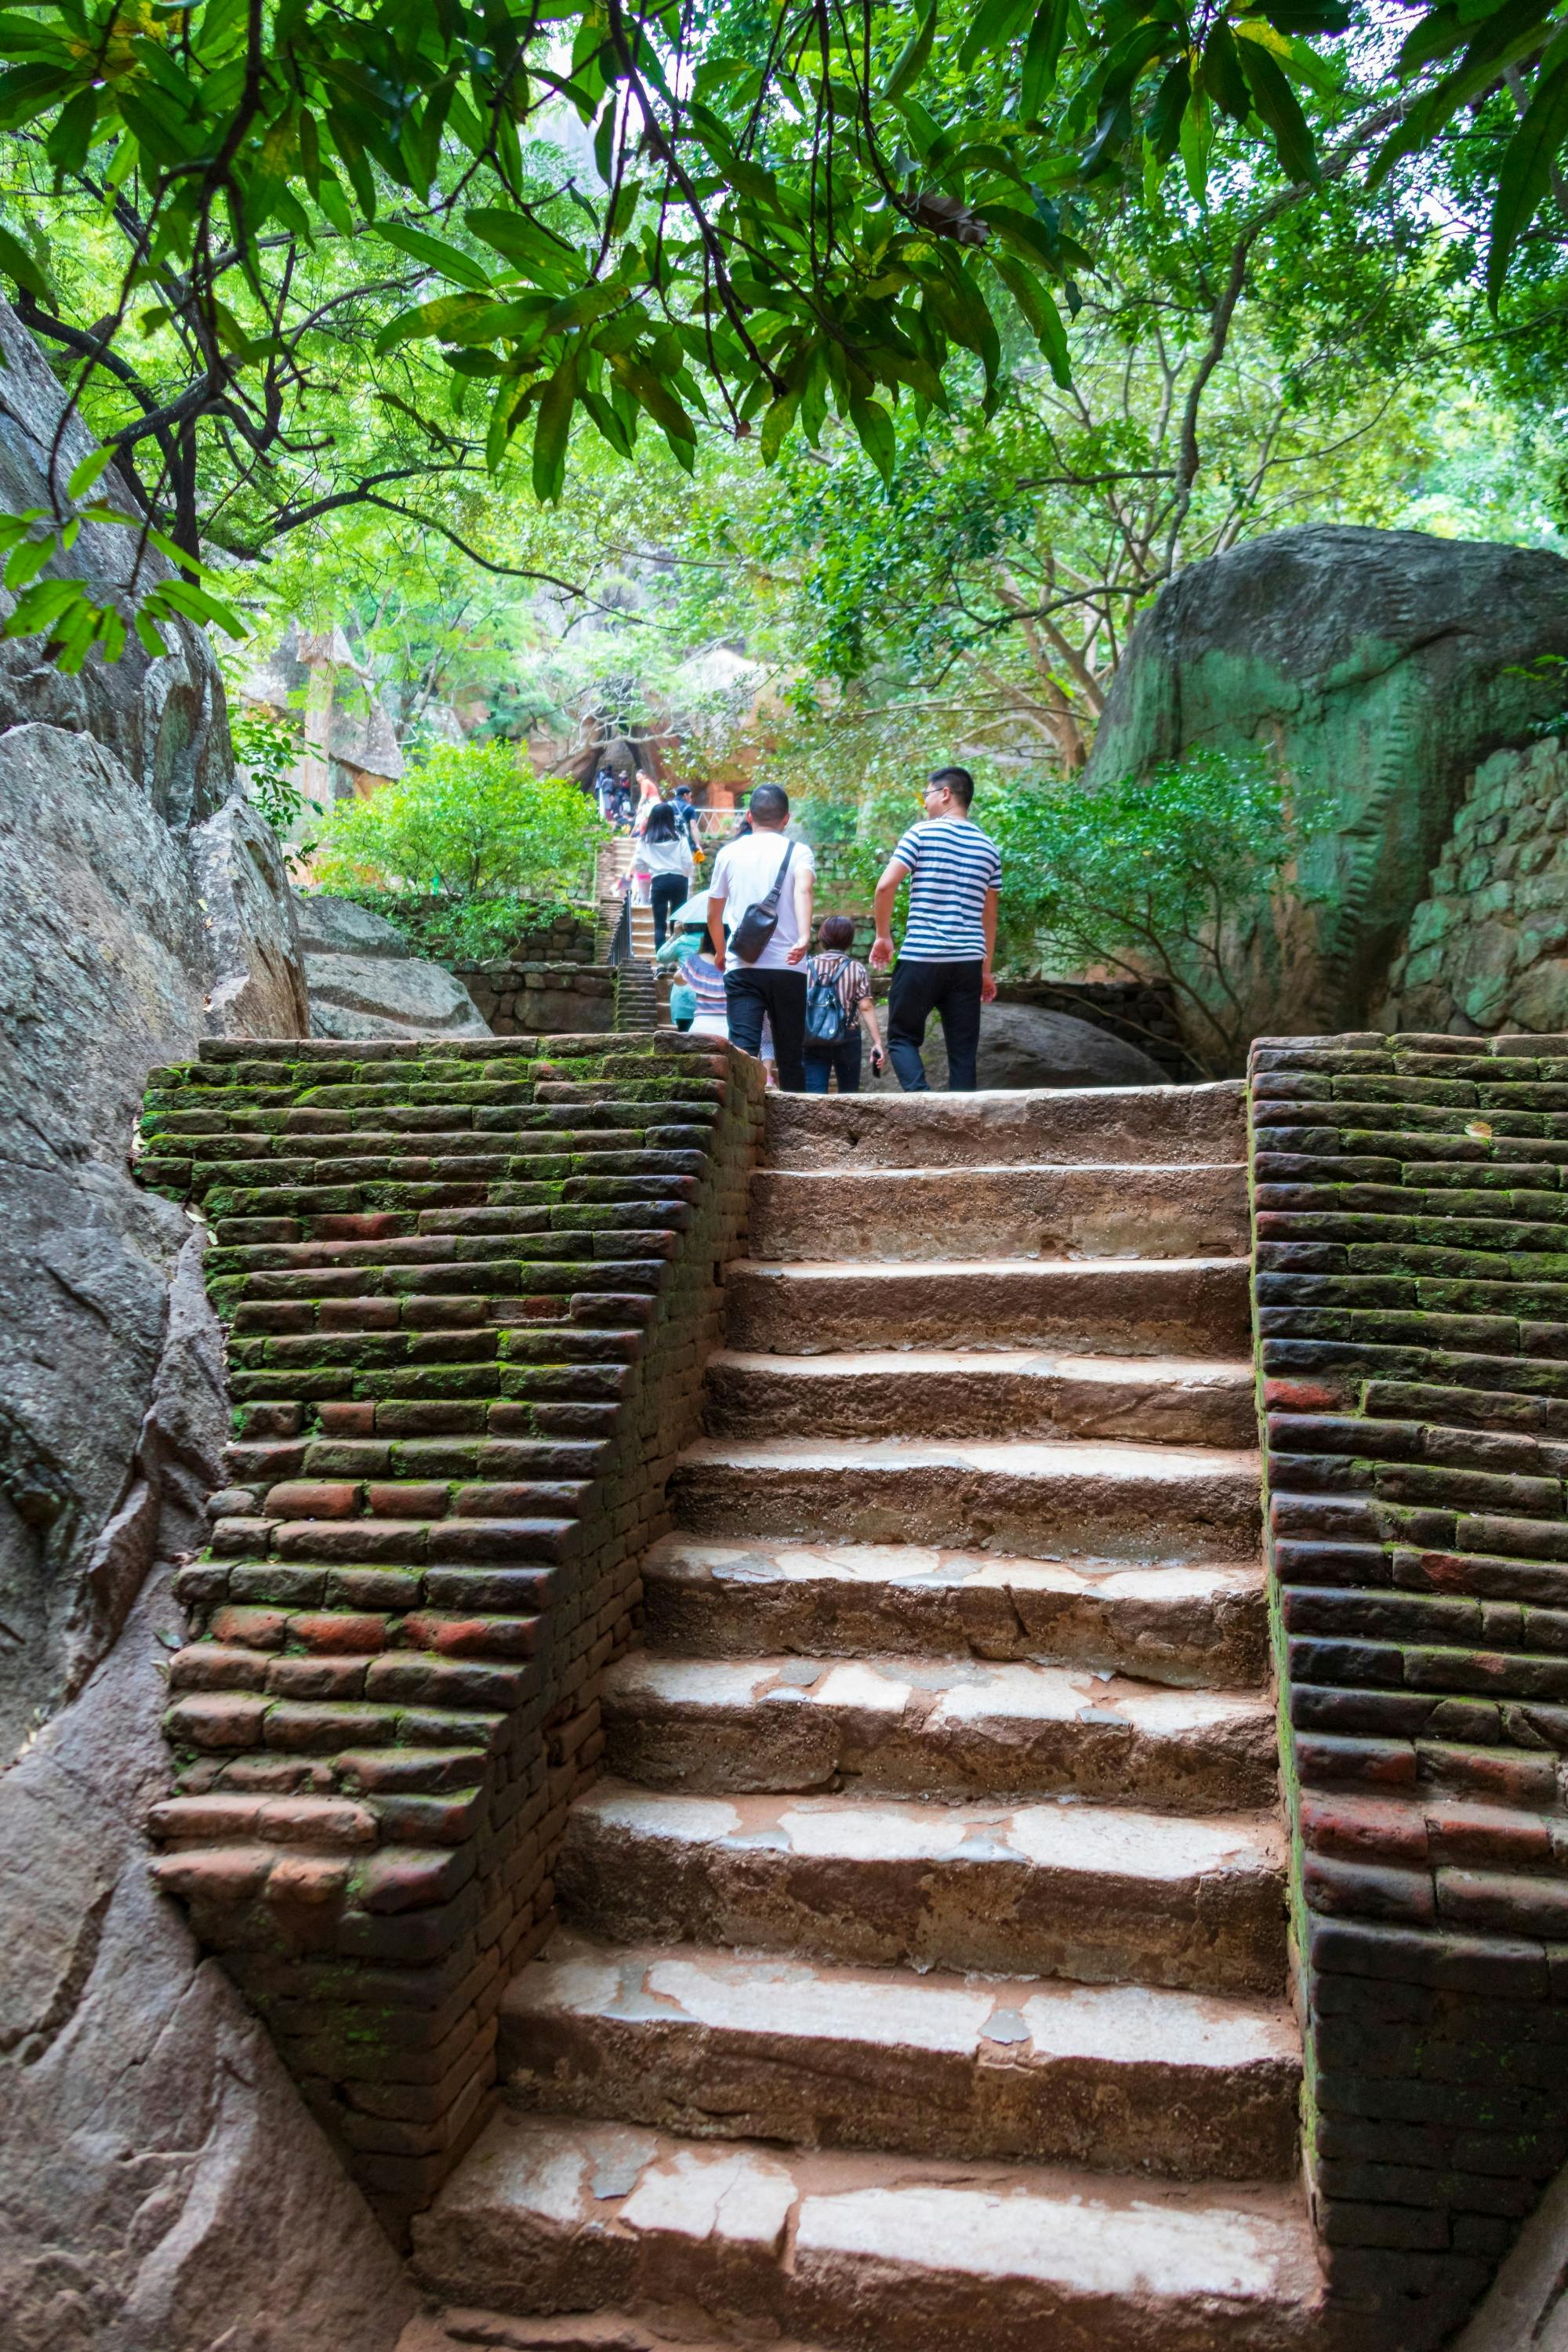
[600,1653,1276,1810]
[764,1081,1246,1173]
[641,1537,1268,1689]
[724,1256,1251,1357]
[670,1438,1261,1563]
[501,1930,1301,2180]
[702,1348,1258,1448]
[557,1780,1287,1993]
[398,2310,831,2352]
[746,1163,1248,1265]
[412,2112,1322,2352]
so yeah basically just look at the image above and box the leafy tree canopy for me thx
[2,0,1567,662]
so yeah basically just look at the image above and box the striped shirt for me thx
[891,818,1001,960]
[806,952,872,1019]
[677,950,728,1017]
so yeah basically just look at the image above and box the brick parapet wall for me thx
[134,1030,765,2234]
[1251,1029,1568,2350]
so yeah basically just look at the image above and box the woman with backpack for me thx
[804,915,884,1094]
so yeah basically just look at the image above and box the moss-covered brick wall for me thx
[1251,1030,1568,2350]
[134,1029,765,2234]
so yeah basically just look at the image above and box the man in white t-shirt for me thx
[707,782,817,1091]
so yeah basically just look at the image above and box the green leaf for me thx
[1200,22,1252,125]
[1146,56,1190,164]
[65,448,114,507]
[580,384,632,457]
[3,532,51,592]
[374,293,489,354]
[376,221,493,292]
[759,387,800,463]
[1235,30,1318,182]
[960,0,1035,74]
[886,0,940,100]
[463,205,574,280]
[532,353,577,503]
[2,575,82,640]
[1020,0,1070,119]
[1180,86,1213,200]
[45,82,97,176]
[848,394,897,483]
[1490,45,1568,307]
[0,220,49,301]
[989,252,1070,383]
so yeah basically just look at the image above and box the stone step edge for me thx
[503,1926,1301,2078]
[410,2110,1324,2335]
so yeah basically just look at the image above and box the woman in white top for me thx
[630,802,697,947]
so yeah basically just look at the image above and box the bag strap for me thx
[753,837,794,916]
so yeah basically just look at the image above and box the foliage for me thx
[0,0,1487,667]
[232,709,311,835]
[981,748,1327,1075]
[323,887,592,965]
[312,741,606,905]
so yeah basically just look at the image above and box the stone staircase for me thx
[598,835,660,1033]
[408,1081,1329,2349]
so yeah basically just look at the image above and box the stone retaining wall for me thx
[135,1031,765,2231]
[1251,1029,1568,2349]
[1383,736,1568,1037]
[456,962,618,1036]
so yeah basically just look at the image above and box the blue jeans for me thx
[887,958,984,1091]
[804,1032,863,1094]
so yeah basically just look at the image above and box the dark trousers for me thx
[887,958,984,1091]
[804,1031,863,1094]
[725,964,808,1091]
[650,873,686,949]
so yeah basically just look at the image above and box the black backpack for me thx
[805,956,855,1044]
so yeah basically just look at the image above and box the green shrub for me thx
[313,740,606,905]
[328,889,591,964]
[982,750,1327,1077]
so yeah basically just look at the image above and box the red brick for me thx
[263,1479,359,1519]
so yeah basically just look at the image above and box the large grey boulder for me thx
[867,1001,1167,1091]
[0,298,401,2346]
[1084,525,1568,1040]
[295,891,488,1037]
[0,1559,414,2352]
[0,303,231,826]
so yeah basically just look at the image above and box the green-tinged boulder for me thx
[1083,525,1568,1037]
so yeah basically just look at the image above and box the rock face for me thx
[0,1565,415,2352]
[1083,525,1568,1038]
[869,1002,1167,1091]
[0,296,405,2350]
[294,893,488,1037]
[1382,734,1568,1034]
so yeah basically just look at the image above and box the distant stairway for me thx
[598,835,659,1030]
[410,1082,1327,2351]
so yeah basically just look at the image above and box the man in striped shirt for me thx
[870,765,1000,1091]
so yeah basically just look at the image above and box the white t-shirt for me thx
[710,832,816,971]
